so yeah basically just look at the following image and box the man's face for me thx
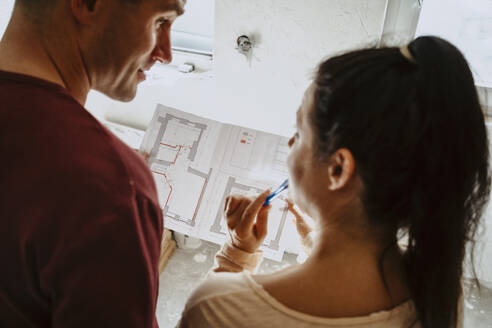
[85,0,185,101]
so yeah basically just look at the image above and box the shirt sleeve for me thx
[38,191,162,328]
[176,307,209,328]
[176,240,264,327]
[213,240,263,273]
[177,271,250,328]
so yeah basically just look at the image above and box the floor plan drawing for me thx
[148,114,210,228]
[141,104,295,261]
[103,120,145,150]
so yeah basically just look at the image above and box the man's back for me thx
[0,70,163,327]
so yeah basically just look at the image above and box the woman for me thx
[178,36,490,328]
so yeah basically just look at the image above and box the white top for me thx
[178,271,420,328]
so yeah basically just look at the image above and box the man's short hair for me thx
[16,0,141,19]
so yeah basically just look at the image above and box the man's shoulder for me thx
[43,116,151,200]
[0,72,79,112]
[1,81,150,196]
[1,74,159,208]
[1,75,92,138]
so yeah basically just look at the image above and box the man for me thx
[0,0,184,326]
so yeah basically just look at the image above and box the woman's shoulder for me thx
[179,271,270,328]
[180,270,420,328]
[184,271,254,309]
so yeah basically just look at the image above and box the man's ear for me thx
[327,148,355,191]
[71,0,101,24]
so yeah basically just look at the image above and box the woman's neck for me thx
[307,221,393,264]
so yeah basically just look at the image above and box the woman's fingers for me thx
[286,199,312,238]
[238,190,270,235]
[225,196,250,230]
[223,190,271,253]
[138,151,150,162]
[286,199,301,218]
[224,196,241,216]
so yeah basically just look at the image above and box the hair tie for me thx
[400,45,416,64]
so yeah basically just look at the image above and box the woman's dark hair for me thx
[311,36,490,327]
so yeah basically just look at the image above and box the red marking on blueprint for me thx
[170,146,182,164]
[160,142,178,148]
[151,171,173,207]
[160,143,183,164]
[155,142,208,221]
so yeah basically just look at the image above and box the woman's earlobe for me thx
[328,166,343,190]
[327,149,355,191]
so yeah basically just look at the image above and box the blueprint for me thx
[140,104,295,261]
[103,120,145,150]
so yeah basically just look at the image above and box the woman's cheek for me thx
[287,150,303,192]
[286,150,295,181]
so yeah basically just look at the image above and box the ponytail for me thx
[312,36,490,327]
[403,36,490,327]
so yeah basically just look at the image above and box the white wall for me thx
[212,0,387,137]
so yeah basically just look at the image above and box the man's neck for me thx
[0,7,90,105]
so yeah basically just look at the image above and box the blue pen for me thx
[263,179,289,206]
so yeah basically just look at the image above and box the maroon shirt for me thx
[0,71,163,327]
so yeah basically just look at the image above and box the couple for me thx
[0,1,488,327]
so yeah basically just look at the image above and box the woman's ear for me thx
[71,0,102,25]
[327,148,355,190]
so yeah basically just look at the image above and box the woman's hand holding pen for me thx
[223,190,272,253]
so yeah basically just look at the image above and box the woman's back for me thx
[254,245,409,319]
[180,271,418,328]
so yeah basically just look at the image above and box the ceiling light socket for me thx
[236,35,253,55]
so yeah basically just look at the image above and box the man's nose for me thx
[288,136,294,147]
[151,28,173,64]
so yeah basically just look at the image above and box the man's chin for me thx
[117,92,138,102]
[97,86,138,103]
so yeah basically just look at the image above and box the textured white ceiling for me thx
[213,0,386,137]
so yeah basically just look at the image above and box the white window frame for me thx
[171,0,214,58]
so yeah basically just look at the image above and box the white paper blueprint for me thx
[140,104,295,261]
[416,0,492,87]
[103,120,145,150]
